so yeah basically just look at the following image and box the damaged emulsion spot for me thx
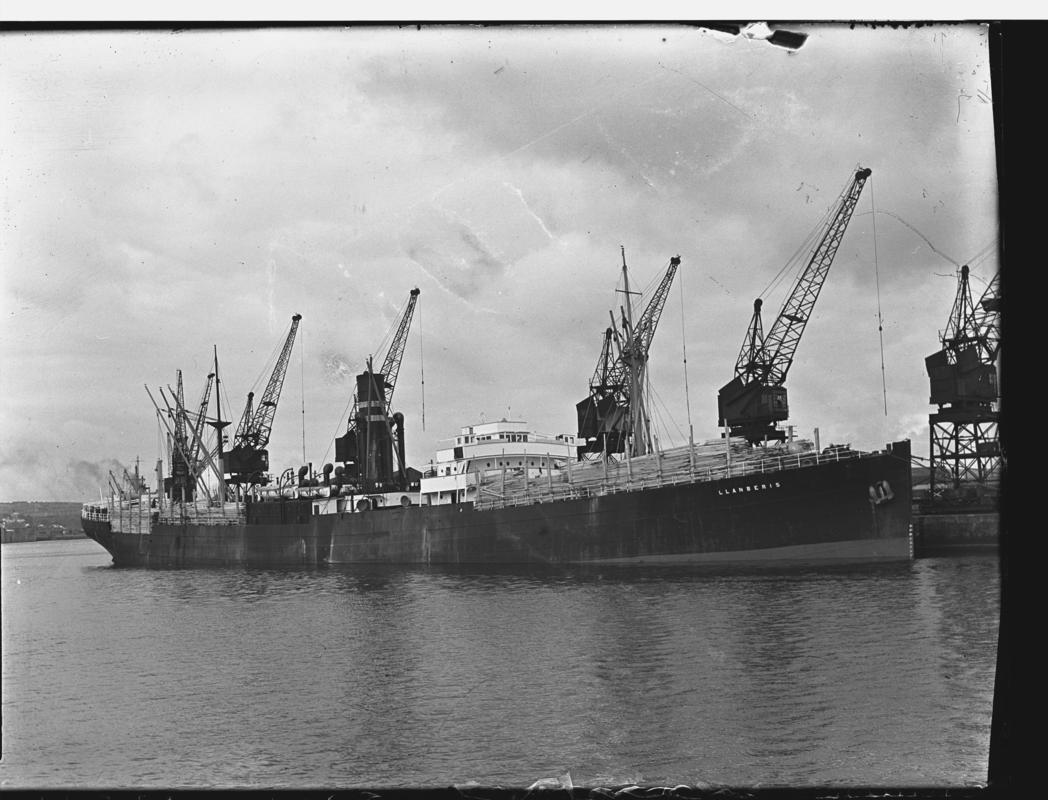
[321,352,354,384]
[698,22,809,51]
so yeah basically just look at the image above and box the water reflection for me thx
[2,541,999,788]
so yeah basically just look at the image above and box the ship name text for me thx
[718,481,783,496]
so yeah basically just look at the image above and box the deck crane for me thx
[576,251,681,459]
[225,314,302,485]
[335,288,421,492]
[717,166,871,444]
[925,265,1001,492]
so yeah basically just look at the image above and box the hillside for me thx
[1,501,84,531]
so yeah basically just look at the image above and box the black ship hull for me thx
[83,441,912,568]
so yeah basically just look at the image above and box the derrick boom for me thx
[718,166,870,443]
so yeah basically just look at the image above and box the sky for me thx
[0,23,999,502]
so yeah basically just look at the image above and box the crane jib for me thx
[735,166,870,388]
[719,167,870,442]
[236,314,302,452]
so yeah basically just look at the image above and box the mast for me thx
[618,246,645,456]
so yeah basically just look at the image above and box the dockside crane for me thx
[576,328,627,456]
[379,287,421,414]
[225,314,302,485]
[576,250,681,459]
[335,288,421,492]
[971,271,1001,367]
[925,265,1001,493]
[181,372,220,498]
[717,166,871,444]
[165,370,195,500]
[187,372,215,476]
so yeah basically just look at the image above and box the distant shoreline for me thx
[2,531,88,544]
[2,501,87,544]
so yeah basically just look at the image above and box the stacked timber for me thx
[158,499,246,525]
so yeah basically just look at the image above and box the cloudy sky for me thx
[0,23,998,502]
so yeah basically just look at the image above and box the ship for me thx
[82,417,912,567]
[81,166,914,568]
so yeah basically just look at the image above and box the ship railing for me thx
[474,443,868,510]
[86,495,246,533]
[80,505,110,523]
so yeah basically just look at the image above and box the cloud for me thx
[0,25,999,500]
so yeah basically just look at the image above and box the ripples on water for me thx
[1,539,999,789]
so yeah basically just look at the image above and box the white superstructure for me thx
[419,419,579,506]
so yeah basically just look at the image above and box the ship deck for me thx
[474,438,891,510]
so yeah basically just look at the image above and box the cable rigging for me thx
[870,177,889,417]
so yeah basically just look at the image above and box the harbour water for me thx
[1,538,999,789]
